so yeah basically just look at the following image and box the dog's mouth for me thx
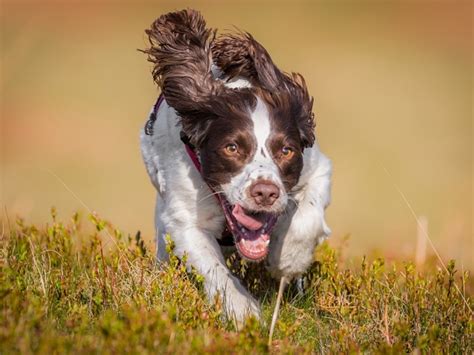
[222,201,278,261]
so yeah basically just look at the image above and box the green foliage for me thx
[1,212,472,353]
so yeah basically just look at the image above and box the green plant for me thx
[1,211,472,353]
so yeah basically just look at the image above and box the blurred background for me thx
[1,1,472,268]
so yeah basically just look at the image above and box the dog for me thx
[140,9,332,324]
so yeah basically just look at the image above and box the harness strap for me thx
[144,94,165,136]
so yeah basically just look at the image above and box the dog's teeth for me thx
[240,227,246,234]
[261,229,266,234]
[264,223,268,228]
[265,240,270,246]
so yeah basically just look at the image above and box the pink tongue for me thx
[232,204,263,231]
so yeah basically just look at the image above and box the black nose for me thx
[250,181,280,206]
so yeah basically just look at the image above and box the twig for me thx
[268,276,288,347]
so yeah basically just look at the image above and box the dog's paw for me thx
[267,203,329,279]
[222,284,261,329]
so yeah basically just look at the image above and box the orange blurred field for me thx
[1,1,472,268]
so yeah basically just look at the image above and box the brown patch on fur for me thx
[200,116,257,187]
[267,130,304,191]
[259,74,315,149]
[260,90,306,191]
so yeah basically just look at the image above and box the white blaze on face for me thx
[221,96,287,213]
[252,98,272,159]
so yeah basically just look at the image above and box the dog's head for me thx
[144,10,315,261]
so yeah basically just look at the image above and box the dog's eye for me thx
[281,146,294,159]
[224,143,238,155]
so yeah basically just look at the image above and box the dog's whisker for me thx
[198,190,226,203]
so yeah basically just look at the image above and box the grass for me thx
[1,209,472,353]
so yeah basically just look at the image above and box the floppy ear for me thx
[212,32,285,90]
[285,73,316,148]
[213,33,316,148]
[142,9,226,146]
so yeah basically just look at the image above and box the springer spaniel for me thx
[140,9,332,324]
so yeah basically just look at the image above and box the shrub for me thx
[1,210,472,353]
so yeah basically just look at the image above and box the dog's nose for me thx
[250,181,280,206]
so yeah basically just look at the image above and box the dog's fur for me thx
[140,9,332,324]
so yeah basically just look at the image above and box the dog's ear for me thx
[285,73,316,148]
[142,9,226,146]
[212,32,285,90]
[213,33,316,148]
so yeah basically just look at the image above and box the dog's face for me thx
[200,96,304,213]
[196,88,313,261]
[144,11,315,261]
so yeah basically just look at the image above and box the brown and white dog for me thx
[140,9,332,324]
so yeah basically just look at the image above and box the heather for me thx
[1,211,472,353]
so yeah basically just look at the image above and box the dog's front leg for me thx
[170,227,260,326]
[267,152,332,280]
